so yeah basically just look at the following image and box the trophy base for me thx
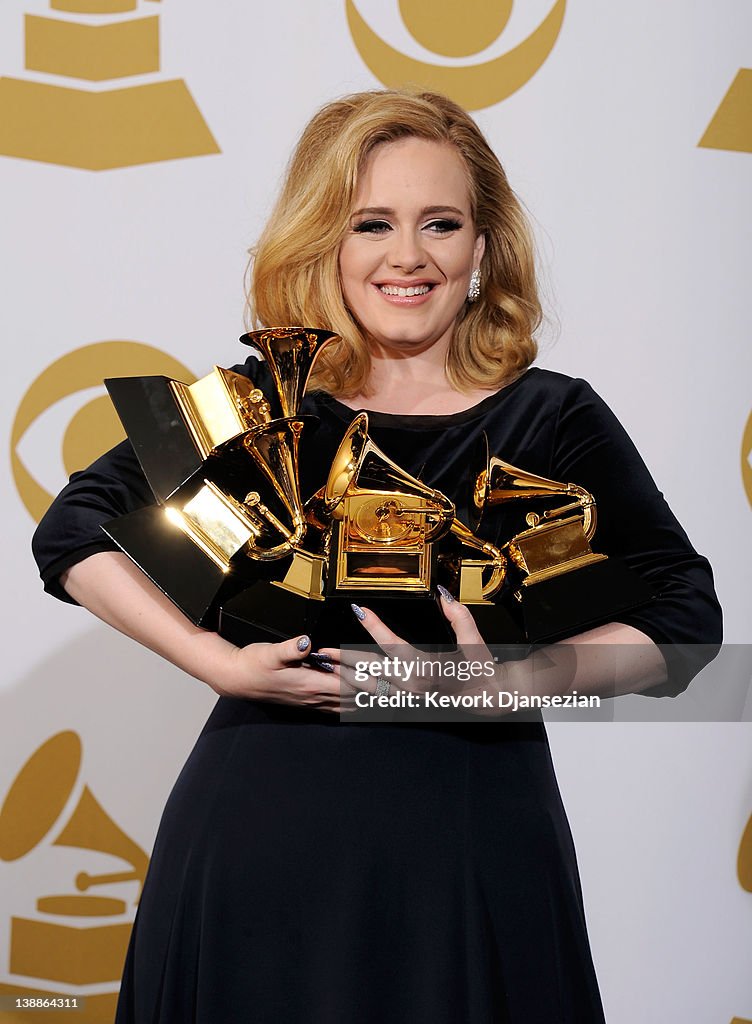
[464,601,527,645]
[104,375,206,502]
[518,556,653,643]
[103,505,255,627]
[219,585,456,650]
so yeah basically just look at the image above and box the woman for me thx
[33,90,721,1022]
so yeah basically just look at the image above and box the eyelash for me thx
[352,218,463,236]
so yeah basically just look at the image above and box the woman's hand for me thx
[219,635,346,714]
[322,588,668,715]
[61,552,347,713]
[321,589,507,714]
[62,552,665,716]
[338,588,487,657]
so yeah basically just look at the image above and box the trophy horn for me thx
[476,454,597,540]
[448,518,507,600]
[324,413,455,543]
[468,432,490,532]
[241,417,307,560]
[240,327,340,418]
[322,412,369,515]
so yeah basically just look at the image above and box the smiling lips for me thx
[375,281,436,303]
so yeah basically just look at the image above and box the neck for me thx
[337,339,499,416]
[369,342,448,390]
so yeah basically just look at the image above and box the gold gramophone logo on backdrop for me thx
[699,68,752,154]
[0,732,148,1020]
[742,410,752,510]
[0,0,219,170]
[733,812,752,1024]
[346,0,566,110]
[11,341,196,522]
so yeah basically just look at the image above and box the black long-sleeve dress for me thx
[32,360,722,1023]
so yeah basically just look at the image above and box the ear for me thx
[473,232,486,269]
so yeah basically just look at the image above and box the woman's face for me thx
[338,138,485,358]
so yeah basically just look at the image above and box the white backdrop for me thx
[1,1,750,1021]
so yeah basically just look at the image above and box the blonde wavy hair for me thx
[248,89,540,398]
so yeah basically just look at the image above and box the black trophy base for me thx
[465,601,526,645]
[518,557,653,644]
[103,505,252,628]
[219,584,457,651]
[105,376,205,502]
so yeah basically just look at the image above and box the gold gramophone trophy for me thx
[215,387,523,648]
[219,400,473,647]
[102,328,337,630]
[102,327,508,648]
[102,328,649,650]
[469,434,652,642]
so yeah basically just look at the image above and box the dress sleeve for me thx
[31,439,154,605]
[550,378,722,696]
[31,355,264,606]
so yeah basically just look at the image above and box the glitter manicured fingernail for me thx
[351,603,366,621]
[437,584,455,603]
[309,652,333,667]
[297,635,311,651]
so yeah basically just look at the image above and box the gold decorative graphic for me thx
[0,732,148,1019]
[346,0,566,111]
[0,0,219,170]
[742,409,752,510]
[739,812,752,893]
[731,815,752,1024]
[699,69,752,154]
[25,13,159,82]
[399,0,513,58]
[52,1,142,15]
[11,341,196,523]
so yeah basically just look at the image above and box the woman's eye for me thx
[425,219,463,234]
[352,220,392,235]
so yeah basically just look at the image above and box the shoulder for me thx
[488,366,614,439]
[513,367,627,436]
[510,366,601,407]
[476,364,647,483]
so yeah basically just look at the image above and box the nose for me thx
[386,229,427,273]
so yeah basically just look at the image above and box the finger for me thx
[317,647,342,664]
[285,666,345,708]
[306,651,337,672]
[278,633,314,665]
[277,663,340,685]
[337,664,370,695]
[334,658,389,699]
[349,604,417,661]
[436,586,485,650]
[324,646,375,670]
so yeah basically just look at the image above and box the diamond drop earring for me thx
[467,268,481,302]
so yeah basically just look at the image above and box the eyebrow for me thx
[350,205,467,218]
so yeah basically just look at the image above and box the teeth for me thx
[379,285,431,297]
